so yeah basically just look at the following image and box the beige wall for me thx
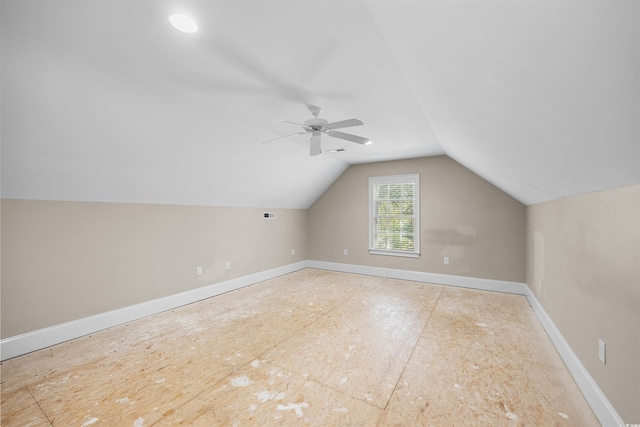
[1,200,308,338]
[309,156,526,283]
[526,184,640,423]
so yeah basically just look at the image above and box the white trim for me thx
[0,261,624,426]
[307,260,528,294]
[0,261,309,361]
[368,249,420,258]
[524,288,625,427]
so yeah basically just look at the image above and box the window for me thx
[369,173,420,258]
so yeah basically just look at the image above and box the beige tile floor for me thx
[1,269,599,426]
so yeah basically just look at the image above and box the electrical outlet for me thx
[291,249,295,256]
[225,261,230,270]
[196,266,203,276]
[443,256,449,265]
[344,249,348,256]
[598,339,606,364]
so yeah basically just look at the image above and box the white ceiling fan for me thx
[263,105,371,156]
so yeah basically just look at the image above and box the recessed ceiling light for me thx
[169,14,198,33]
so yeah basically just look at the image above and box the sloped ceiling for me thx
[1,1,638,208]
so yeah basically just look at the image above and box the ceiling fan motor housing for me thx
[303,118,329,131]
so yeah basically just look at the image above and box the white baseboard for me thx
[0,260,623,426]
[524,288,624,427]
[307,260,529,295]
[0,261,309,361]
[3,260,526,360]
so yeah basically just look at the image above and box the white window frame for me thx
[368,173,420,258]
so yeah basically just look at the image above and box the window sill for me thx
[368,249,420,259]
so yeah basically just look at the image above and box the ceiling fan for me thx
[262,105,371,156]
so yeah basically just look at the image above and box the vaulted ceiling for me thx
[2,1,638,208]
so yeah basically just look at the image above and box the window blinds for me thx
[372,181,416,252]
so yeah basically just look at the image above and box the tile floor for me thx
[0,269,599,426]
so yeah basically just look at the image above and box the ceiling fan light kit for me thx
[263,105,371,156]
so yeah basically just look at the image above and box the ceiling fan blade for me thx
[326,130,370,145]
[310,131,322,156]
[261,131,309,144]
[276,120,308,128]
[324,118,363,130]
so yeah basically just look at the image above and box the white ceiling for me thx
[2,1,638,208]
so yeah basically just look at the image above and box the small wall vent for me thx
[263,212,275,219]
